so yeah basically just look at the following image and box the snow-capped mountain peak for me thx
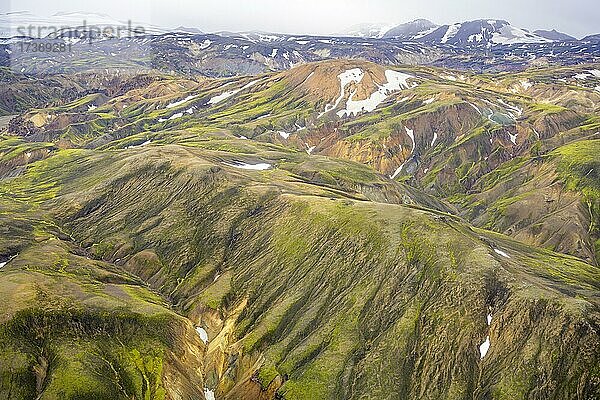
[341,18,555,46]
[534,29,577,42]
[415,19,552,46]
[382,19,439,39]
[0,11,168,38]
[339,23,397,39]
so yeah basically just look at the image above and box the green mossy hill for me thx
[0,194,205,400]
[0,141,596,400]
[452,138,600,266]
[552,139,600,262]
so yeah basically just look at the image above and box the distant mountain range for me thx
[0,11,168,37]
[1,12,598,49]
[534,29,577,42]
[340,23,398,39]
[339,18,594,47]
[1,11,600,78]
[584,34,600,41]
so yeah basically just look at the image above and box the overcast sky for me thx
[4,0,599,38]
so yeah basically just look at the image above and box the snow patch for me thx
[431,131,438,147]
[278,131,291,139]
[320,68,364,117]
[520,80,533,90]
[441,24,461,44]
[469,103,482,114]
[588,69,600,78]
[158,112,183,122]
[412,26,439,39]
[125,140,151,149]
[166,95,197,109]
[305,143,316,155]
[204,388,215,400]
[494,248,511,259]
[405,127,415,152]
[208,90,238,105]
[479,311,493,358]
[497,99,523,117]
[491,25,551,45]
[208,79,261,105]
[63,37,81,45]
[336,70,415,117]
[196,327,209,344]
[468,33,483,43]
[304,71,315,83]
[381,70,416,90]
[0,254,17,269]
[390,161,407,179]
[479,337,491,359]
[390,126,416,178]
[223,161,271,170]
